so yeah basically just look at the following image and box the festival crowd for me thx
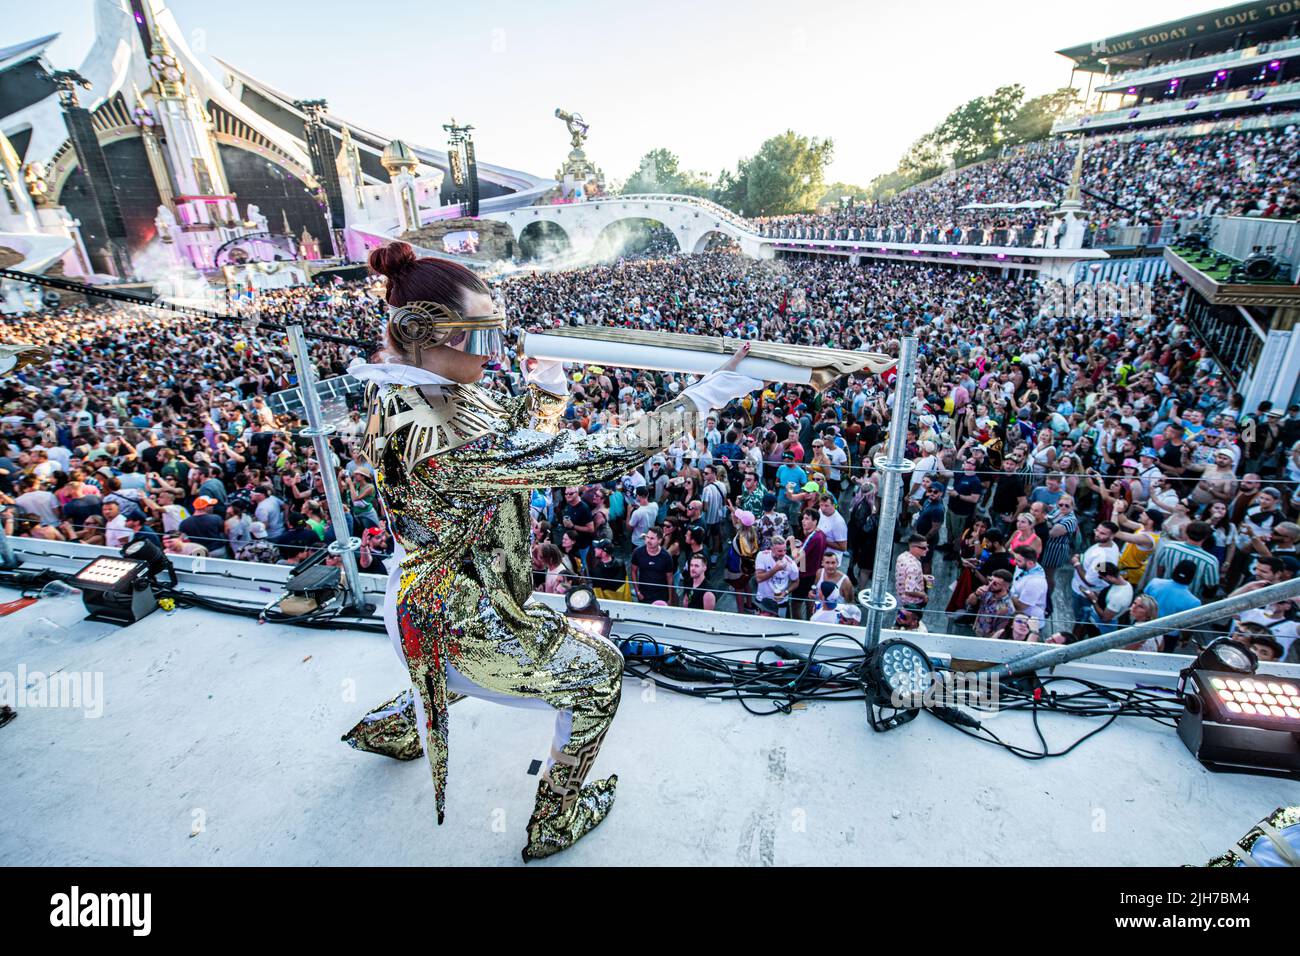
[3,246,1298,659]
[754,123,1300,247]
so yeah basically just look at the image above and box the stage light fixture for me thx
[121,537,177,588]
[564,585,612,639]
[1177,640,1300,779]
[862,638,933,732]
[71,556,158,624]
[1195,637,1257,674]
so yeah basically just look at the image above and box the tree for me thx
[619,148,714,197]
[1006,87,1082,145]
[934,84,1025,166]
[816,181,872,209]
[726,130,834,216]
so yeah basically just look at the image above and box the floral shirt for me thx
[895,550,927,606]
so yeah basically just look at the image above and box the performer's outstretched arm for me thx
[426,365,763,494]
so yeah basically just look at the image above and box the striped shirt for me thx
[1140,539,1220,598]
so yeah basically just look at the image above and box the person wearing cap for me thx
[587,539,628,602]
[836,603,863,627]
[913,482,947,560]
[179,496,227,556]
[809,580,841,623]
[1110,501,1162,586]
[1142,559,1202,650]
[775,451,807,526]
[1135,447,1162,500]
[1190,447,1238,510]
[724,506,760,613]
[1074,561,1133,638]
[123,512,162,553]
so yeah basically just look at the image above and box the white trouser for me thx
[381,556,573,768]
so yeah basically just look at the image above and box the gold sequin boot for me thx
[521,732,618,862]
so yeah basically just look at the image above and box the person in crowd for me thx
[1009,545,1048,624]
[966,568,1017,638]
[895,534,932,613]
[754,535,799,618]
[630,528,675,605]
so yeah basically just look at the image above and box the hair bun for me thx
[369,241,417,280]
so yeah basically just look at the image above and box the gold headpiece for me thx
[388,301,506,366]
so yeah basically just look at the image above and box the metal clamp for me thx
[873,454,915,474]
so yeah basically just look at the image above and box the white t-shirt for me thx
[755,551,798,603]
[105,514,131,549]
[1098,580,1133,618]
[627,502,659,547]
[817,510,849,551]
[1071,541,1120,596]
[1011,566,1048,621]
[825,445,848,481]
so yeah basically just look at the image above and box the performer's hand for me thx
[717,342,753,374]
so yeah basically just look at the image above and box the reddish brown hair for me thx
[368,240,489,308]
[369,241,491,361]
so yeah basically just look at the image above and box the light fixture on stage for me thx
[564,585,612,639]
[70,556,158,624]
[121,537,177,588]
[1177,639,1300,779]
[862,638,933,732]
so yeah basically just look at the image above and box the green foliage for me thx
[618,132,833,216]
[1006,88,1082,145]
[867,84,1079,202]
[816,181,872,208]
[727,130,835,216]
[619,148,715,197]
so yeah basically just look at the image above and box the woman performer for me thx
[341,242,762,861]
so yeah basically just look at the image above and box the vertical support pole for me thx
[861,336,919,649]
[285,324,368,612]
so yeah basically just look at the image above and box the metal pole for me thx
[860,336,919,649]
[285,324,368,612]
[986,576,1300,680]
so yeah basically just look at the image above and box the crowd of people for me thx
[5,244,1297,662]
[6,111,1300,663]
[753,123,1300,246]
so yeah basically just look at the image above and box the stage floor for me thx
[0,601,1292,867]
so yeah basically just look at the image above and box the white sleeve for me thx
[524,358,569,397]
[679,370,763,415]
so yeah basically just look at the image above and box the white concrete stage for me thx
[1,598,1295,868]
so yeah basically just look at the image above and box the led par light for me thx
[71,556,158,624]
[1178,646,1300,779]
[564,585,612,639]
[863,639,933,732]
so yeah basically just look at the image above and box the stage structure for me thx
[295,99,347,258]
[51,70,131,278]
[553,108,604,201]
[0,0,556,297]
[442,119,479,217]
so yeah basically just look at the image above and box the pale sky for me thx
[9,0,1222,186]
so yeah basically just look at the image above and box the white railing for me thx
[596,193,761,234]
